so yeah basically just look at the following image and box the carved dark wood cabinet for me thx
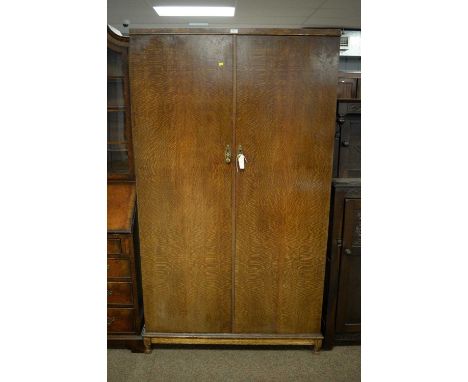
[323,71,361,349]
[333,100,361,178]
[322,179,361,349]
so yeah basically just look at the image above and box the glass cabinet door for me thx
[107,143,129,174]
[107,79,125,109]
[108,48,124,77]
[107,42,132,178]
[107,111,129,174]
[107,111,126,141]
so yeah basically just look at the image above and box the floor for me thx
[107,345,360,381]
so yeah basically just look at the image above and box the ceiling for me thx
[108,0,360,33]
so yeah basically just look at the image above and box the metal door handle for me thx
[342,140,350,147]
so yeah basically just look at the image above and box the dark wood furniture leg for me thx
[313,339,322,354]
[143,337,152,354]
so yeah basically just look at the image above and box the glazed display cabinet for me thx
[107,27,135,180]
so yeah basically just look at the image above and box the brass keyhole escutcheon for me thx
[225,144,232,163]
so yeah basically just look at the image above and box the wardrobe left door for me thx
[130,35,234,333]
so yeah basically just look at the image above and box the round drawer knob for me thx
[344,248,352,255]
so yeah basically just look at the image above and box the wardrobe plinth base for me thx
[142,333,323,353]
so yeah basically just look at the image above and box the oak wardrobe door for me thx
[234,35,339,333]
[130,35,233,333]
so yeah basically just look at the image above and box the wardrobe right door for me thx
[234,35,339,334]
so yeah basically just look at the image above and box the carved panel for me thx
[335,198,361,332]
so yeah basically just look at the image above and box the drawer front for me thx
[337,78,357,99]
[338,102,361,115]
[107,282,133,305]
[107,258,131,279]
[107,237,130,256]
[107,308,135,333]
[107,238,122,255]
[338,114,361,178]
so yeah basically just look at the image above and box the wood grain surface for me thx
[107,183,136,232]
[130,35,233,333]
[234,35,339,333]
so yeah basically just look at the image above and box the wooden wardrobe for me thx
[129,28,340,353]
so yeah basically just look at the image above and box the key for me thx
[237,153,246,171]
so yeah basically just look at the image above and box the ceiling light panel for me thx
[154,6,235,17]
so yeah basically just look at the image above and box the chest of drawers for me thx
[107,182,144,352]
